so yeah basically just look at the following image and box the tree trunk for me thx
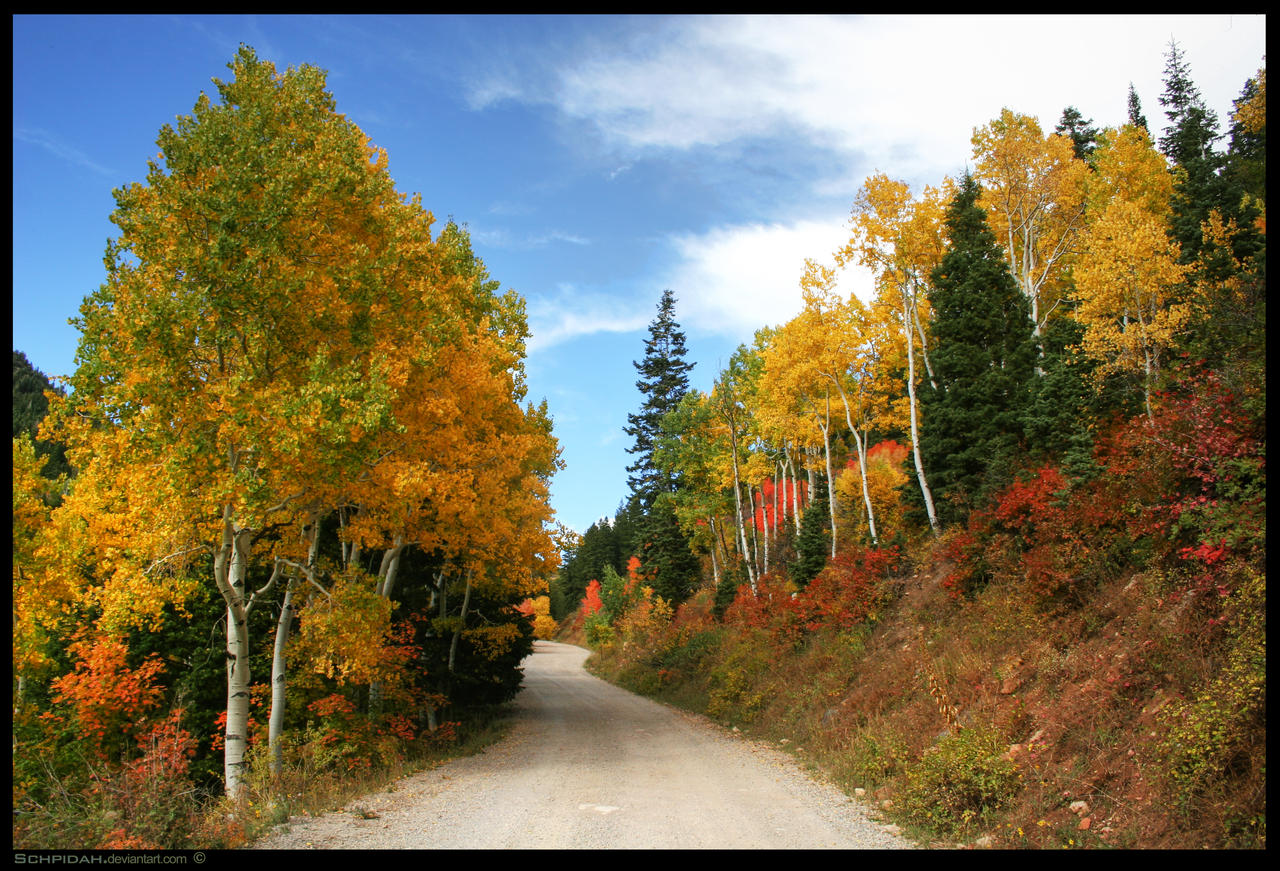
[709,515,720,588]
[817,392,839,559]
[759,484,770,576]
[727,422,756,594]
[831,378,878,545]
[267,575,294,778]
[789,451,802,536]
[902,294,940,535]
[214,508,254,799]
[448,569,473,674]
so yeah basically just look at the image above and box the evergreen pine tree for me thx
[636,498,701,605]
[1158,40,1231,264]
[1158,40,1220,168]
[13,350,70,481]
[920,174,1036,525]
[624,289,695,509]
[790,474,830,589]
[623,290,699,606]
[1022,312,1139,482]
[1127,83,1149,133]
[1223,69,1266,203]
[1055,106,1099,161]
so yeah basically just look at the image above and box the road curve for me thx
[252,640,911,850]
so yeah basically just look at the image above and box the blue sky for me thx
[12,14,1266,535]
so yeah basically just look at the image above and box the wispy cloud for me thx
[526,284,651,353]
[471,226,590,250]
[14,127,115,178]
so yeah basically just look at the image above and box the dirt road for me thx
[252,640,911,849]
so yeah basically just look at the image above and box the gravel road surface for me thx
[252,640,912,849]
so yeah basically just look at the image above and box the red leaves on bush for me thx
[800,547,898,631]
[723,550,897,638]
[124,708,196,788]
[941,367,1263,605]
[993,466,1067,531]
[581,579,604,616]
[50,632,166,759]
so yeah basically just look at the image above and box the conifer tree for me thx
[12,351,70,482]
[636,498,701,605]
[790,474,830,589]
[1055,106,1099,161]
[1158,40,1229,264]
[920,173,1036,523]
[1127,83,1149,133]
[624,289,695,509]
[623,290,699,605]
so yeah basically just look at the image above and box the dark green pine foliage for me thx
[920,174,1036,525]
[550,498,646,619]
[1223,70,1266,205]
[636,498,702,606]
[790,475,830,590]
[552,518,620,619]
[623,289,700,607]
[1127,83,1149,133]
[1055,106,1099,161]
[1022,312,1140,482]
[13,350,71,482]
[1157,40,1233,265]
[1158,40,1221,170]
[1177,68,1266,421]
[624,289,695,510]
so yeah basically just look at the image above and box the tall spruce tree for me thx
[1158,40,1229,264]
[623,290,699,605]
[1127,83,1150,133]
[790,473,830,590]
[920,174,1036,524]
[624,289,695,508]
[13,350,70,482]
[1055,106,1099,161]
[636,498,702,605]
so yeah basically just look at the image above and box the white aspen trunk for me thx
[267,573,294,777]
[267,517,322,767]
[761,482,770,575]
[789,452,802,536]
[831,378,879,545]
[727,421,756,593]
[748,484,760,578]
[424,567,446,733]
[376,535,406,600]
[806,446,817,508]
[772,464,780,542]
[902,294,940,536]
[215,510,253,799]
[821,395,838,559]
[752,484,768,576]
[369,535,406,716]
[709,515,720,588]
[912,300,937,391]
[448,569,473,674]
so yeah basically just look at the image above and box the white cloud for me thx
[526,221,879,353]
[660,219,878,342]
[471,14,1266,188]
